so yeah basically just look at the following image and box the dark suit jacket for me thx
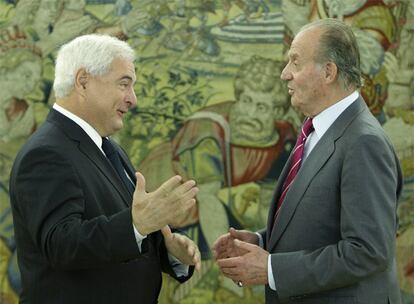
[262,98,403,304]
[9,109,193,304]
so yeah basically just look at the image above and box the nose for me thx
[127,88,137,108]
[280,64,291,81]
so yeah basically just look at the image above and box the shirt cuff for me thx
[268,255,276,290]
[168,253,190,277]
[255,232,264,248]
[133,224,189,277]
[133,224,147,252]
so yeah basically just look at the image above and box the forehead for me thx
[288,27,321,59]
[39,0,60,9]
[107,57,136,80]
[241,86,275,105]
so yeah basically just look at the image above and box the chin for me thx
[116,119,124,128]
[111,123,124,133]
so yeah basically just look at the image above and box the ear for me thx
[324,62,338,84]
[74,68,89,93]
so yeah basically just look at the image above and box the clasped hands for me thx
[212,228,269,287]
[131,172,201,271]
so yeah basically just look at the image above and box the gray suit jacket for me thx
[262,97,403,304]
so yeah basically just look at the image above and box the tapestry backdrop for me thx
[0,0,413,303]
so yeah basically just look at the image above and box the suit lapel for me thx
[267,136,335,250]
[47,109,132,207]
[78,140,133,206]
[266,152,292,243]
[267,98,366,251]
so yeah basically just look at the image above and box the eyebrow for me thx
[288,52,298,60]
[119,76,135,83]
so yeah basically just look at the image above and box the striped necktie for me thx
[274,117,314,220]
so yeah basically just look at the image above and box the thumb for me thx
[135,172,146,194]
[229,227,244,239]
[161,225,173,239]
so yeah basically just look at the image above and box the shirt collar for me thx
[53,103,103,151]
[312,91,359,140]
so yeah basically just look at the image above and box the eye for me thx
[240,95,252,104]
[257,104,268,112]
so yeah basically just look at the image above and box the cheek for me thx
[257,113,272,126]
[296,77,315,96]
[233,104,244,116]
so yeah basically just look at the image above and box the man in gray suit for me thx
[213,18,403,304]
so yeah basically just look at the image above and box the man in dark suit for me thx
[9,34,201,304]
[213,18,403,304]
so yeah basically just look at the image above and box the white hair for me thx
[53,34,135,98]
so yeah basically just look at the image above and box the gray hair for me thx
[53,34,135,98]
[300,18,362,90]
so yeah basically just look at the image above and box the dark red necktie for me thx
[274,117,314,221]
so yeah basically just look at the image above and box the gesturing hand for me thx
[132,172,198,235]
[216,239,269,286]
[212,227,259,260]
[161,225,201,271]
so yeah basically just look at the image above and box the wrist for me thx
[132,212,152,236]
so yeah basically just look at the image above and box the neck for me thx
[312,85,356,117]
[56,96,94,128]
[56,98,81,117]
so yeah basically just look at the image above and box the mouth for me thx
[288,88,294,95]
[237,119,262,131]
[117,109,127,117]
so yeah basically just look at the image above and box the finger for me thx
[174,234,191,253]
[183,238,197,259]
[155,175,182,197]
[212,234,231,259]
[221,271,241,282]
[212,233,231,251]
[177,198,197,214]
[213,246,230,260]
[175,187,199,204]
[161,225,173,239]
[177,235,196,257]
[229,227,243,239]
[194,249,201,271]
[174,179,197,195]
[168,186,198,214]
[221,266,241,276]
[217,256,241,268]
[135,172,146,195]
[168,199,197,227]
[212,248,219,260]
[229,228,255,244]
[187,242,195,257]
[234,239,257,252]
[195,260,201,272]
